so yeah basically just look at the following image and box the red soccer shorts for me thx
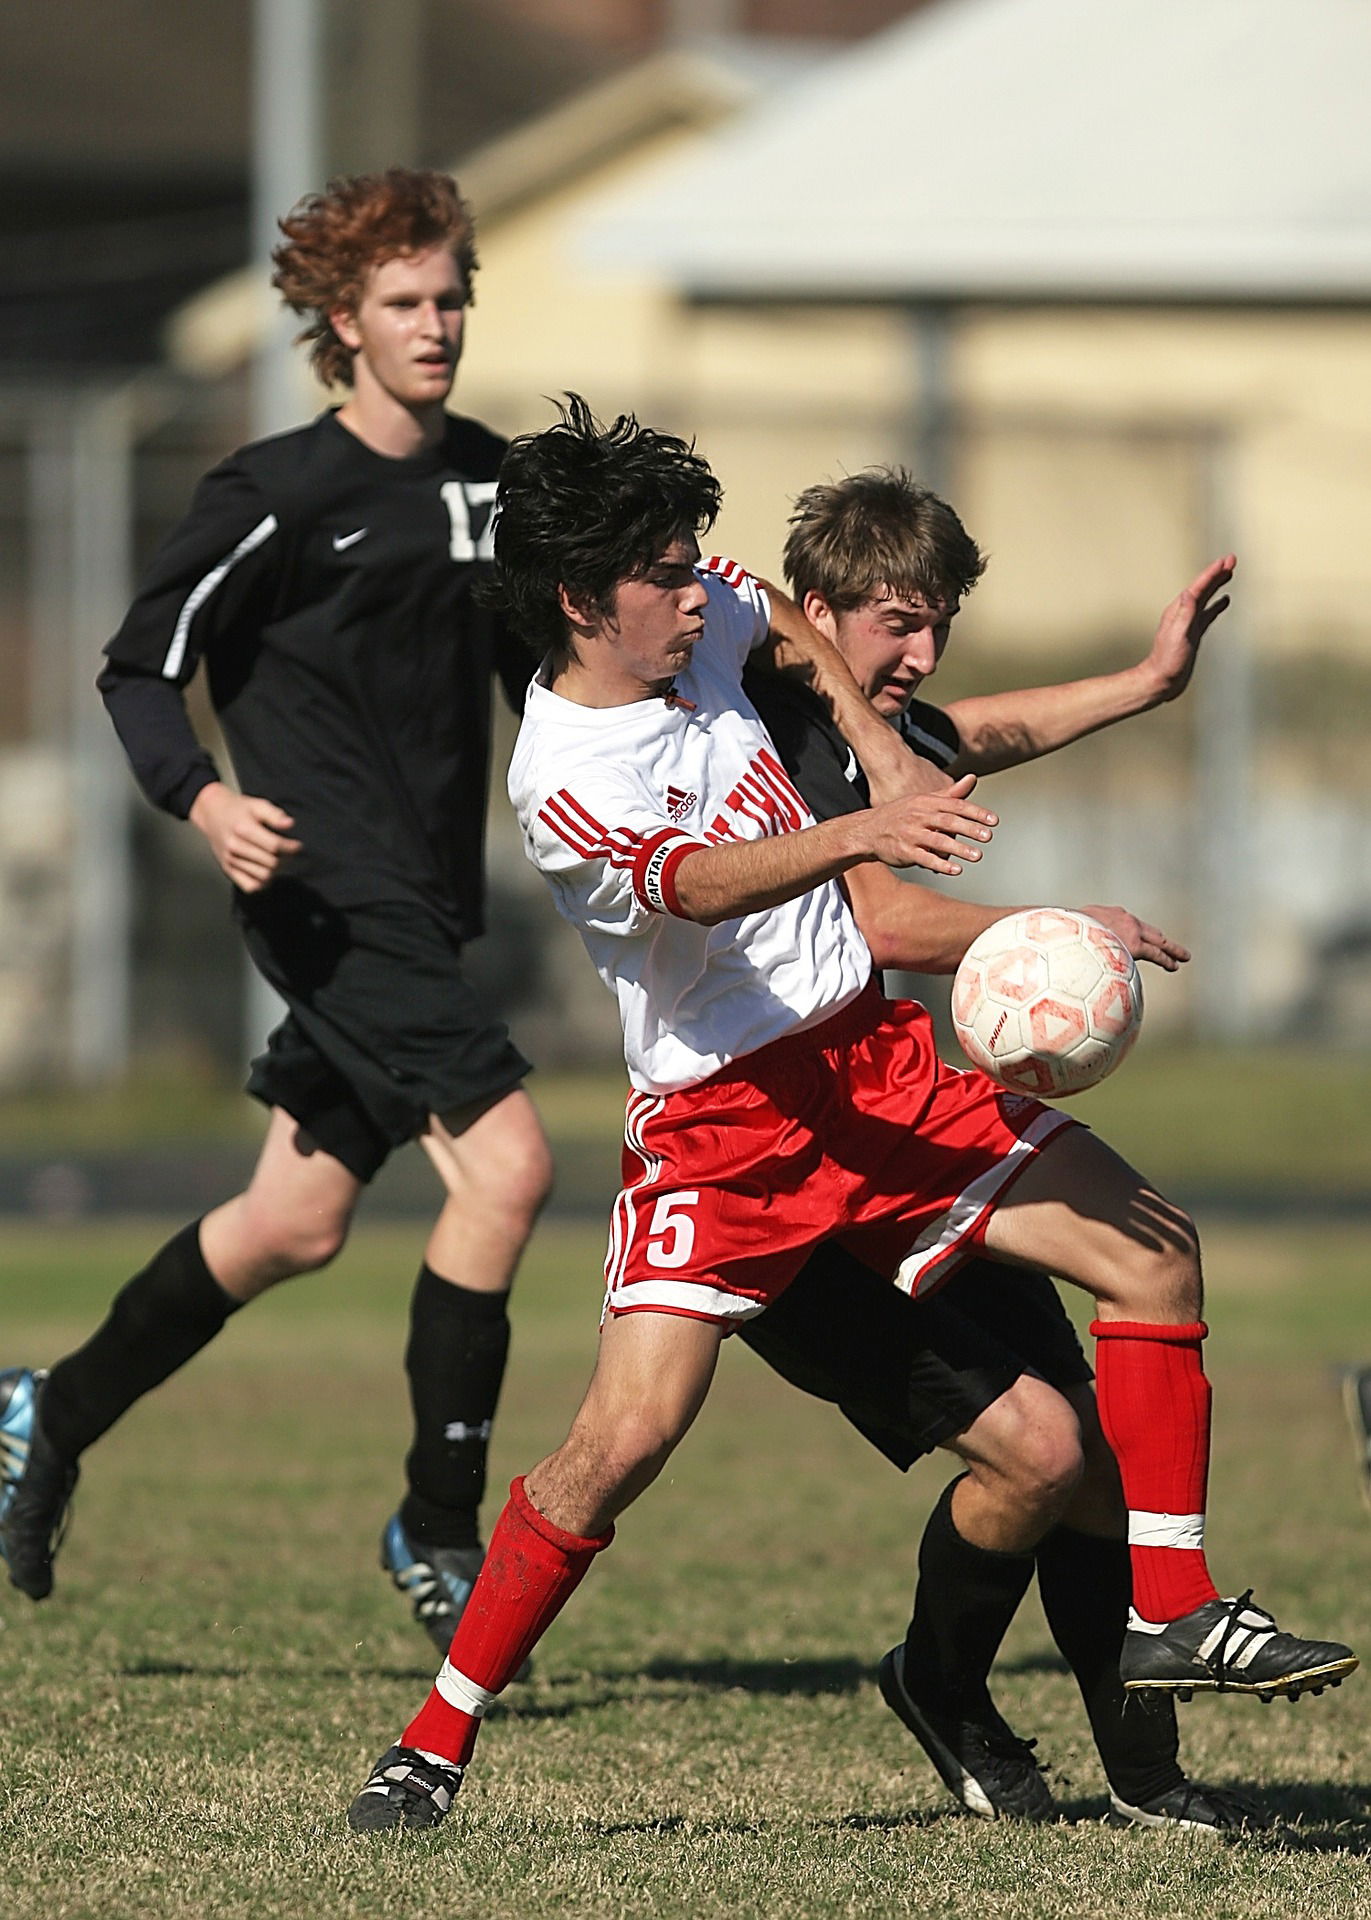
[602,983,1076,1324]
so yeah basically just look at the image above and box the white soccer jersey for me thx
[507,559,873,1093]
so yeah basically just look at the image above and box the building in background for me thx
[0,0,935,1089]
[566,0,1371,1043]
[3,0,1370,1088]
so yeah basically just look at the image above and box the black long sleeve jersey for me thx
[98,409,525,940]
[742,669,961,822]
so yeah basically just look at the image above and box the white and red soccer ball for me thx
[951,908,1142,1098]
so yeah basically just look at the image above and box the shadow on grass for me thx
[123,1654,870,1693]
[639,1655,869,1697]
[121,1658,446,1684]
[122,1653,874,1711]
[589,1808,953,1838]
[1053,1785,1371,1854]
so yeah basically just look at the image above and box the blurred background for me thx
[1,0,1369,1216]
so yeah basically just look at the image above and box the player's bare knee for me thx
[1003,1419,1082,1520]
[433,1107,554,1228]
[246,1206,349,1278]
[486,1130,554,1227]
[959,1377,1083,1523]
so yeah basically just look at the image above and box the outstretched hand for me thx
[867,773,998,877]
[1081,903,1190,972]
[1144,554,1236,703]
[189,782,302,893]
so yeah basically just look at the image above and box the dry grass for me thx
[0,1215,1368,1918]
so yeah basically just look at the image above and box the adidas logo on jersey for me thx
[665,786,698,823]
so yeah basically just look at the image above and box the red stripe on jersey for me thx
[538,792,602,857]
[549,789,607,842]
[702,555,749,590]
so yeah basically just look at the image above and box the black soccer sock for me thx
[399,1265,511,1552]
[39,1220,242,1462]
[1035,1524,1184,1806]
[902,1476,1036,1717]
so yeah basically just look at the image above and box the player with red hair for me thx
[0,170,550,1657]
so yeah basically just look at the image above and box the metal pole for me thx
[252,0,324,442]
[69,387,135,1083]
[908,303,953,496]
[245,0,325,1051]
[25,398,74,748]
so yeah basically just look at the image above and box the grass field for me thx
[1,1208,1369,1918]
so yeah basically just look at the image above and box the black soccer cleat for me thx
[380,1513,485,1658]
[380,1514,532,1680]
[0,1368,78,1601]
[877,1643,1055,1822]
[1108,1779,1274,1835]
[347,1743,464,1833]
[1343,1367,1371,1513]
[1121,1592,1358,1701]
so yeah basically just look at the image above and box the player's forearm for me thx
[758,584,947,799]
[672,814,873,926]
[850,874,1008,973]
[944,666,1159,775]
[671,780,993,925]
[99,663,222,818]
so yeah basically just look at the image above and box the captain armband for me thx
[631,828,709,917]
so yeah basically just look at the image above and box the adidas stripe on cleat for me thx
[347,1744,463,1833]
[0,1367,38,1524]
[1121,1591,1358,1700]
[381,1514,485,1658]
[877,1643,1055,1822]
[380,1514,531,1679]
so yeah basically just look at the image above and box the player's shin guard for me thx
[904,1476,1035,1713]
[1035,1524,1184,1807]
[1089,1320,1218,1624]
[40,1221,240,1461]
[401,1475,613,1766]
[401,1266,511,1551]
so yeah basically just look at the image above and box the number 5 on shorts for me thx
[645,1191,700,1269]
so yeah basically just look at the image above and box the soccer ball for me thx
[950,908,1143,1098]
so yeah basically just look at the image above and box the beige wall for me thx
[461,131,1371,670]
[955,307,1371,660]
[458,134,1371,1040]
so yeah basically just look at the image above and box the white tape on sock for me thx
[435,1659,498,1718]
[1127,1510,1206,1550]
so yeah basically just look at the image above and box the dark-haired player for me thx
[739,467,1262,1828]
[0,169,551,1653]
[347,400,1353,1834]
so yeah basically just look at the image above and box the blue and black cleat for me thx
[0,1367,78,1600]
[381,1512,486,1659]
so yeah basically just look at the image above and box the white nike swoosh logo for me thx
[332,528,368,550]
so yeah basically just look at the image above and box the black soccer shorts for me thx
[738,1243,1093,1469]
[239,883,530,1182]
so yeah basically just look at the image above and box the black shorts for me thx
[738,1244,1092,1470]
[238,882,530,1183]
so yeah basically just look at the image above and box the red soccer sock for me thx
[1090,1319,1219,1625]
[402,1475,614,1766]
